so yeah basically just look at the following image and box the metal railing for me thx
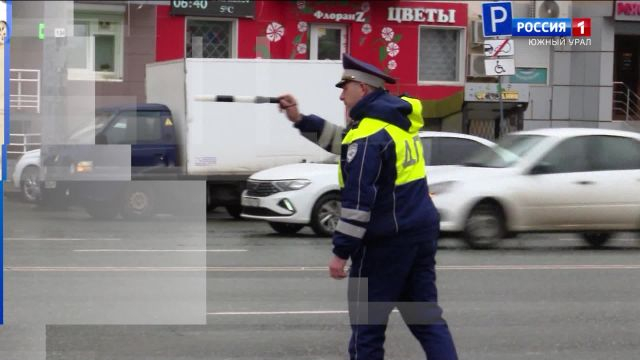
[613,81,640,122]
[7,133,41,159]
[10,69,41,113]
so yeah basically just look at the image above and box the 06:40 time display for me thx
[173,0,209,9]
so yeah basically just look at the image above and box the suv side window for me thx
[429,137,488,166]
[104,116,132,144]
[589,135,640,171]
[136,112,164,143]
[537,136,590,173]
[103,111,164,144]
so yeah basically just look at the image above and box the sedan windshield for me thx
[463,134,546,168]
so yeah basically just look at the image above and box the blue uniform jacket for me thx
[295,89,439,259]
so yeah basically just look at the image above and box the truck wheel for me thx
[85,200,119,220]
[122,184,155,220]
[310,193,341,237]
[463,201,505,249]
[226,205,243,219]
[581,232,611,248]
[20,165,41,203]
[268,222,304,235]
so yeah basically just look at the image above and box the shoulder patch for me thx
[346,143,358,163]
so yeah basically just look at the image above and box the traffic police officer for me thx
[279,54,458,360]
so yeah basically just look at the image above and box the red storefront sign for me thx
[615,0,640,21]
[156,1,468,100]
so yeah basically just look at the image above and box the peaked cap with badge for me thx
[335,53,396,89]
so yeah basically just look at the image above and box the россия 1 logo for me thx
[482,2,591,37]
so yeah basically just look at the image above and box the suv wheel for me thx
[122,185,155,220]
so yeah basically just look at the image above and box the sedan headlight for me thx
[429,181,457,196]
[272,179,311,191]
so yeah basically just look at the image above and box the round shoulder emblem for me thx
[346,143,358,163]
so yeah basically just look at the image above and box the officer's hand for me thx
[278,94,302,123]
[329,255,348,279]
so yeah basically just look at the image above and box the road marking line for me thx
[72,249,247,253]
[207,309,400,316]
[5,265,640,272]
[6,238,122,241]
[208,310,348,315]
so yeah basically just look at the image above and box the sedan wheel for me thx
[310,193,341,237]
[581,232,611,248]
[463,202,505,249]
[20,166,41,203]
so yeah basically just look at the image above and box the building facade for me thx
[7,1,640,146]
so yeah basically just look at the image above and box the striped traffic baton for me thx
[194,95,280,104]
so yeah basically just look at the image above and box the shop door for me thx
[614,35,640,94]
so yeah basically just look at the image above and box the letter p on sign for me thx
[482,2,512,37]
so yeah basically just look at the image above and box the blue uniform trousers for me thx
[347,227,458,360]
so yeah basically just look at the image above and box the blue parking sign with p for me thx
[482,2,512,37]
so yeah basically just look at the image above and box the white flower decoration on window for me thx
[381,27,394,42]
[387,60,397,70]
[361,23,371,35]
[314,10,323,19]
[296,1,305,10]
[386,42,399,57]
[297,43,307,54]
[266,22,285,42]
[297,21,308,33]
[361,2,370,12]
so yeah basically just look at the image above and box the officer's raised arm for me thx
[278,94,344,155]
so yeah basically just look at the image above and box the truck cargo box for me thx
[146,58,345,177]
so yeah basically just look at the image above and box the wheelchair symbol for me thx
[494,61,506,74]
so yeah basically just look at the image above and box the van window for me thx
[103,111,164,144]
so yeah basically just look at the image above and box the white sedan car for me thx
[241,132,495,235]
[428,128,640,249]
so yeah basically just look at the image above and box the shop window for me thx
[186,19,235,58]
[68,10,124,81]
[310,24,347,60]
[418,27,465,84]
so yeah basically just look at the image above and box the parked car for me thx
[12,149,42,203]
[427,128,640,249]
[241,131,496,236]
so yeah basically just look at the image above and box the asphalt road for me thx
[2,195,640,360]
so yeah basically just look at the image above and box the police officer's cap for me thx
[335,53,396,89]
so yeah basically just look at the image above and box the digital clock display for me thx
[172,1,209,10]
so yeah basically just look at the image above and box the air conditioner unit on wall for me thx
[468,54,486,77]
[534,0,571,18]
[471,20,484,45]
